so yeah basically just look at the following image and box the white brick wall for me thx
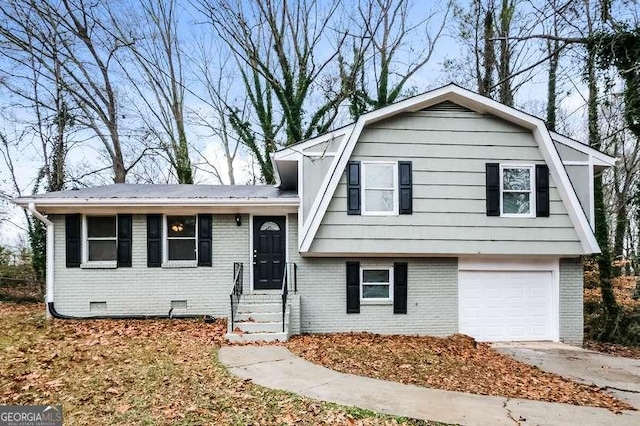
[52,214,249,317]
[51,212,583,342]
[559,257,584,345]
[288,214,459,335]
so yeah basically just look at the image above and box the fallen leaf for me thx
[116,404,130,413]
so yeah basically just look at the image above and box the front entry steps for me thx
[226,293,288,343]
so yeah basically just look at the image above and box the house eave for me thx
[14,197,300,214]
[549,131,617,167]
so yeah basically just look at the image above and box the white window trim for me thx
[500,164,536,218]
[163,214,198,267]
[82,214,117,267]
[360,266,394,304]
[361,161,399,216]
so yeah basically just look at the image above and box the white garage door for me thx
[459,270,555,342]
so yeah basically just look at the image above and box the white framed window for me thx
[165,215,197,262]
[84,215,117,263]
[362,161,398,215]
[500,165,535,217]
[360,267,394,303]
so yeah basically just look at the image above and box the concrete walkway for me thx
[219,346,640,426]
[493,342,640,409]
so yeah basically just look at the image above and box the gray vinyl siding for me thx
[565,165,591,220]
[311,110,584,255]
[553,140,589,162]
[559,257,584,345]
[51,214,250,317]
[302,134,343,154]
[303,156,334,221]
[288,214,459,335]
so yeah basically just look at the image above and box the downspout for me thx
[28,203,54,319]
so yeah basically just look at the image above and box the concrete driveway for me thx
[492,342,640,408]
[220,345,640,425]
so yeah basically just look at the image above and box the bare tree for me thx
[0,0,146,183]
[195,0,354,182]
[190,42,242,185]
[347,0,451,118]
[542,0,563,130]
[114,0,194,183]
[449,0,548,104]
[600,96,640,275]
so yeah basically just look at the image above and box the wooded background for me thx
[0,0,638,344]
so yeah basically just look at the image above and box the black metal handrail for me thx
[281,262,297,332]
[229,262,243,333]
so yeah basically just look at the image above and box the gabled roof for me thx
[298,83,601,254]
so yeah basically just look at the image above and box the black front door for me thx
[253,216,286,290]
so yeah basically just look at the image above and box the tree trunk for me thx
[113,151,127,183]
[497,0,513,106]
[479,6,495,97]
[613,202,627,276]
[587,41,619,341]
[546,41,559,130]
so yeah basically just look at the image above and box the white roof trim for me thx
[550,131,617,167]
[270,153,283,188]
[15,197,299,207]
[273,125,353,161]
[299,84,601,254]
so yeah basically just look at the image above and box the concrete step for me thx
[225,332,288,343]
[236,303,282,314]
[235,312,282,322]
[239,295,283,304]
[236,321,284,334]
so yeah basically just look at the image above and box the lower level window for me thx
[361,267,393,301]
[86,215,117,262]
[167,215,196,261]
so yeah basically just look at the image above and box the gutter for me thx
[15,197,299,207]
[28,203,54,318]
[47,302,215,322]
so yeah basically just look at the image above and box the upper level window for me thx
[166,215,196,261]
[86,215,117,262]
[501,165,534,217]
[362,162,398,215]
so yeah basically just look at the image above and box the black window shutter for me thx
[536,164,550,217]
[147,214,162,267]
[117,214,132,267]
[486,163,500,216]
[398,161,413,214]
[347,161,361,215]
[197,214,213,267]
[393,262,408,314]
[346,261,360,313]
[65,214,81,268]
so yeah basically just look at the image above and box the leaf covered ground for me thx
[584,275,640,310]
[287,333,633,412]
[0,303,441,425]
[584,341,640,359]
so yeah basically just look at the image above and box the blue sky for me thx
[0,0,615,247]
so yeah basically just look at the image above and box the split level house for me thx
[14,84,616,344]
